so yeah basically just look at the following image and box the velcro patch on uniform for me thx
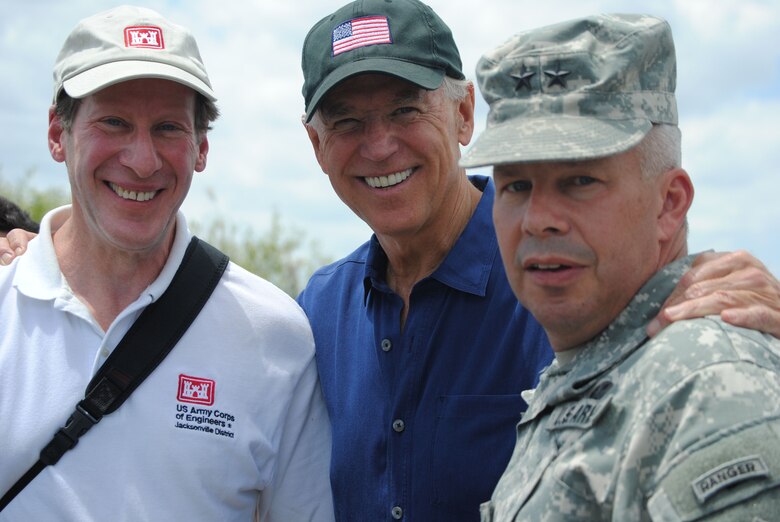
[648,421,780,520]
[547,397,610,431]
[691,456,769,504]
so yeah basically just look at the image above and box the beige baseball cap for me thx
[52,5,216,103]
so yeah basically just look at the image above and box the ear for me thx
[657,168,694,242]
[456,82,476,147]
[303,119,328,174]
[194,134,209,172]
[48,106,67,163]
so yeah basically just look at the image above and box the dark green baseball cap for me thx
[301,0,464,122]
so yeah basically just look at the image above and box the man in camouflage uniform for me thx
[461,14,780,520]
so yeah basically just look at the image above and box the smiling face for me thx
[304,74,475,241]
[492,149,672,350]
[49,78,208,255]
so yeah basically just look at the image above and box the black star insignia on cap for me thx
[511,64,535,91]
[544,62,571,88]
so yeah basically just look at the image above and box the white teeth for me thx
[109,182,157,202]
[533,264,563,270]
[365,168,413,188]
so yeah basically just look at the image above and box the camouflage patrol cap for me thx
[460,14,677,168]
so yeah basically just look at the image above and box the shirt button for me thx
[381,339,392,352]
[391,506,403,519]
[392,419,405,433]
[100,348,109,358]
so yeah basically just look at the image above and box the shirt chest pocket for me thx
[432,394,527,519]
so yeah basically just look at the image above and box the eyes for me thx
[502,176,598,194]
[101,117,126,128]
[329,106,421,131]
[98,117,187,134]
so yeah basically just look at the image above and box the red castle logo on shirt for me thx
[124,26,165,49]
[177,374,215,406]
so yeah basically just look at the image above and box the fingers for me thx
[648,291,776,338]
[647,251,780,338]
[0,229,36,266]
[721,306,780,339]
[683,251,768,293]
[647,292,729,337]
[0,239,17,266]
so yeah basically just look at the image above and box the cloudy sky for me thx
[2,0,778,276]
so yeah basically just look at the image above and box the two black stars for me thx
[511,62,571,90]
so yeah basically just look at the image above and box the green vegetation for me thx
[1,171,329,297]
[189,213,330,297]
[1,169,70,222]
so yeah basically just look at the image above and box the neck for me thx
[548,236,690,352]
[658,227,689,269]
[53,218,174,331]
[379,176,482,327]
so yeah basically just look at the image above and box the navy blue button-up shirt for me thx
[298,176,553,521]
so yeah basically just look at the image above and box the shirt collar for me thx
[362,175,498,302]
[14,205,192,306]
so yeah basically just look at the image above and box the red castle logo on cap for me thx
[124,26,165,49]
[177,374,215,406]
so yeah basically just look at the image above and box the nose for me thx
[120,131,163,178]
[522,189,569,237]
[359,117,398,162]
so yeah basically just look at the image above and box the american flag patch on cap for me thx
[332,16,392,56]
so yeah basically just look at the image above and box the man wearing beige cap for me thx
[0,6,332,520]
[461,14,780,520]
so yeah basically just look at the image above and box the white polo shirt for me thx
[0,207,334,521]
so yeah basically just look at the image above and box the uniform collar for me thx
[362,175,498,302]
[521,254,697,423]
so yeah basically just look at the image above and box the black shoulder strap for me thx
[0,236,229,512]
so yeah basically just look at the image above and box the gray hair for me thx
[636,123,688,233]
[637,124,681,179]
[440,76,471,102]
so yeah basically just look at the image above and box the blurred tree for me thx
[0,169,70,222]
[190,212,331,297]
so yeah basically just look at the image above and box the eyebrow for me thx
[319,87,426,120]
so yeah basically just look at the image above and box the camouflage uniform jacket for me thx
[481,255,780,521]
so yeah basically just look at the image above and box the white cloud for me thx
[2,0,778,277]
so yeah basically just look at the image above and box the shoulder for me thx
[297,241,371,304]
[612,316,780,411]
[307,241,370,281]
[647,316,780,371]
[603,319,780,517]
[207,261,314,348]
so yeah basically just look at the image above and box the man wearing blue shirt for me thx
[298,0,780,520]
[298,175,551,520]
[299,2,552,519]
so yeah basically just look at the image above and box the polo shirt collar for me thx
[14,205,193,306]
[362,175,498,301]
